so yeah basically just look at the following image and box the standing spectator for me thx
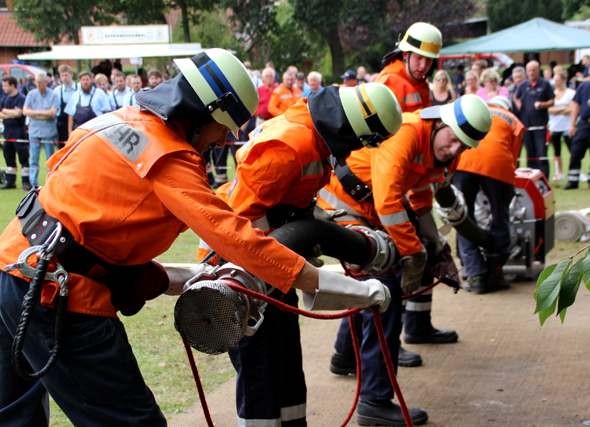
[543,68,555,87]
[91,60,111,78]
[22,71,60,187]
[453,64,466,96]
[508,66,526,117]
[243,61,263,87]
[20,75,36,97]
[267,71,302,118]
[471,59,487,82]
[0,75,30,190]
[55,64,78,148]
[357,66,368,83]
[564,80,590,189]
[123,74,142,106]
[109,71,131,111]
[431,70,455,105]
[46,72,55,89]
[548,70,575,182]
[255,67,277,126]
[295,71,310,94]
[340,70,357,87]
[112,58,123,72]
[514,60,555,178]
[476,68,510,102]
[147,69,163,89]
[94,74,110,94]
[65,71,111,136]
[265,60,280,83]
[303,71,323,97]
[463,70,480,95]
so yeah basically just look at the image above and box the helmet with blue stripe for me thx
[174,49,259,137]
[439,95,492,148]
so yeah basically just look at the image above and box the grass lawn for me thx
[1,140,590,425]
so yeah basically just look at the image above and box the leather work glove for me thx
[400,246,427,295]
[307,243,324,268]
[302,270,391,313]
[416,211,447,256]
[313,205,347,222]
[426,243,461,292]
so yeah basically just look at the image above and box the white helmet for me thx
[340,83,402,148]
[488,96,511,111]
[439,95,492,148]
[398,23,442,59]
[174,49,259,137]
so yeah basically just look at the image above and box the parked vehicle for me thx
[0,63,47,82]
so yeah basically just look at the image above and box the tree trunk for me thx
[178,0,192,42]
[326,24,344,77]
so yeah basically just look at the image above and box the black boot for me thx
[0,181,16,190]
[464,275,488,294]
[398,345,422,367]
[563,181,578,190]
[357,399,428,426]
[329,351,356,376]
[486,254,510,292]
[404,327,458,344]
[21,177,32,192]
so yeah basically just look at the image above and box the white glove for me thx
[417,211,447,255]
[400,246,427,295]
[313,205,347,222]
[302,269,391,312]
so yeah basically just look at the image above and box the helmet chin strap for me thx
[404,52,428,84]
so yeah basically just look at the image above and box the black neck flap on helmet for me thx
[308,86,363,159]
[136,60,213,130]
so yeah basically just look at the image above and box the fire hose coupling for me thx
[175,263,269,355]
[434,184,468,226]
[344,225,396,275]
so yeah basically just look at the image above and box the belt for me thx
[335,163,373,204]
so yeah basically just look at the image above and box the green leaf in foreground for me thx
[534,260,568,314]
[557,260,584,320]
[534,263,557,303]
[583,247,590,291]
[538,296,558,326]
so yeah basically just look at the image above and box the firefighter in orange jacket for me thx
[0,50,391,427]
[197,83,403,426]
[376,21,457,366]
[267,71,303,117]
[453,96,524,294]
[318,95,492,426]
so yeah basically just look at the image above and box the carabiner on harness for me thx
[5,223,70,381]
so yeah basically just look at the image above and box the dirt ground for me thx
[170,269,590,427]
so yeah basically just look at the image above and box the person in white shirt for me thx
[108,71,131,110]
[55,64,78,147]
[122,74,142,107]
[64,71,111,136]
[548,69,576,181]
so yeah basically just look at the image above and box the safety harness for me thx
[334,162,374,204]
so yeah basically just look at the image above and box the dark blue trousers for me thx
[452,171,514,278]
[2,128,29,185]
[333,274,403,401]
[522,129,549,178]
[0,271,166,427]
[229,288,307,426]
[568,122,590,182]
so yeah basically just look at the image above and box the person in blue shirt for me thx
[123,74,142,107]
[108,71,131,111]
[64,71,111,136]
[0,75,30,190]
[22,71,61,187]
[302,71,324,97]
[564,80,590,189]
[56,64,79,147]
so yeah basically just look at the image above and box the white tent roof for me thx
[18,43,202,61]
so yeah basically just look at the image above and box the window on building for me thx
[0,1,7,9]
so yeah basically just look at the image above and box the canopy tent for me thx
[440,18,590,54]
[17,43,202,61]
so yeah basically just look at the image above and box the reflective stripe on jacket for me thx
[375,59,432,113]
[457,106,524,185]
[0,107,305,317]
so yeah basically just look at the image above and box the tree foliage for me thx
[534,245,590,325]
[487,0,565,32]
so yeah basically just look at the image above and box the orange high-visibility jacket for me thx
[267,84,304,118]
[375,59,432,113]
[216,98,332,229]
[317,112,458,256]
[457,106,524,185]
[0,108,305,317]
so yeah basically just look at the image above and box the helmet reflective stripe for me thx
[453,100,487,142]
[196,58,250,126]
[354,85,390,139]
[403,34,441,56]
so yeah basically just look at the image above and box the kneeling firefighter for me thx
[0,49,390,426]
[317,94,493,426]
[197,82,403,426]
